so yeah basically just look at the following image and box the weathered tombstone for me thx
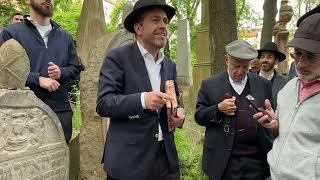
[177,19,193,86]
[273,0,293,75]
[0,39,29,89]
[75,0,106,179]
[193,0,211,94]
[0,39,69,180]
[76,0,106,67]
[79,4,135,178]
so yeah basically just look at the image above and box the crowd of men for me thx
[1,0,320,179]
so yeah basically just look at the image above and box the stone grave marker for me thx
[0,39,69,180]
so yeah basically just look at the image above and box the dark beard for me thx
[30,0,53,17]
[261,63,274,72]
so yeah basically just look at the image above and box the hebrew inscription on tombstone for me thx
[0,90,69,180]
[0,39,69,180]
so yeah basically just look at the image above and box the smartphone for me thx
[245,95,272,122]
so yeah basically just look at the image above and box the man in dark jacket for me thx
[258,42,287,109]
[195,40,273,180]
[96,0,184,179]
[0,0,84,143]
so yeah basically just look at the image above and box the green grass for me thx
[175,128,208,180]
[71,90,81,131]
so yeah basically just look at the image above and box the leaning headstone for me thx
[0,39,69,180]
[177,19,193,86]
[76,0,106,67]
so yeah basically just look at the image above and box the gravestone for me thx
[177,19,193,86]
[193,0,211,93]
[0,39,69,180]
[76,0,106,67]
[79,7,135,178]
[0,39,29,89]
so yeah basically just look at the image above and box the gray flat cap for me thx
[225,40,258,60]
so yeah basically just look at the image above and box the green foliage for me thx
[168,0,200,63]
[0,0,81,38]
[106,0,126,32]
[0,0,28,25]
[236,0,262,29]
[52,2,82,38]
[72,89,82,131]
[175,128,208,179]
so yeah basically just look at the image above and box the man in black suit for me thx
[257,42,287,109]
[195,40,273,180]
[96,0,184,179]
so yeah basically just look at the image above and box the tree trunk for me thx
[260,0,277,47]
[209,0,237,74]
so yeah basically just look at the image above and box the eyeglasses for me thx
[290,51,320,63]
[13,18,24,22]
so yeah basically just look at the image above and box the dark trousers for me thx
[219,156,269,180]
[55,110,73,143]
[107,141,179,180]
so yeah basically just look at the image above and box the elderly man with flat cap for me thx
[96,0,184,179]
[254,13,320,180]
[195,40,273,180]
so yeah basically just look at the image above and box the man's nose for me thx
[159,20,167,28]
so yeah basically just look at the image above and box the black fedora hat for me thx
[124,0,176,33]
[257,42,286,62]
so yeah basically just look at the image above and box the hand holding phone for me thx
[246,95,272,123]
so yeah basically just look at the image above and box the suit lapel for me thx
[132,43,153,91]
[219,71,233,95]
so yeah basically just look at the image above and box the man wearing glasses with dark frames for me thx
[254,13,320,180]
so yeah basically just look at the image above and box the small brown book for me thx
[165,80,178,132]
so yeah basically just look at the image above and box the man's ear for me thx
[25,0,30,5]
[134,23,142,36]
[224,54,229,66]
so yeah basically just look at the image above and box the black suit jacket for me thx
[194,71,273,179]
[96,42,179,180]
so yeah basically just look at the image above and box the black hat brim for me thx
[124,5,175,33]
[257,50,286,62]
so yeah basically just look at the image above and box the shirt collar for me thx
[300,77,320,87]
[259,70,274,80]
[137,41,164,64]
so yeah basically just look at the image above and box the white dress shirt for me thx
[137,41,164,141]
[259,70,274,81]
[228,71,248,95]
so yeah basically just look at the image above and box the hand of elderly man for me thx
[218,97,237,116]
